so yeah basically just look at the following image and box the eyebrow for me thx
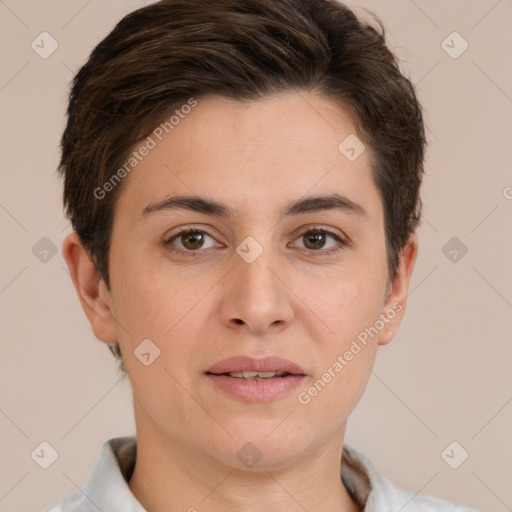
[141,193,367,220]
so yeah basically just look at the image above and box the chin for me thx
[209,425,307,470]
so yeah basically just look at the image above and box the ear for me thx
[377,232,418,346]
[62,232,117,344]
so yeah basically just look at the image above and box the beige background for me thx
[1,1,511,511]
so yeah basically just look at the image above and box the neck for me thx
[128,421,361,512]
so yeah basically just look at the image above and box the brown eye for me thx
[164,228,219,255]
[180,231,206,250]
[291,228,348,254]
[303,231,328,250]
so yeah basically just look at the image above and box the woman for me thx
[51,0,476,510]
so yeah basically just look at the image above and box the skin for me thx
[63,91,417,512]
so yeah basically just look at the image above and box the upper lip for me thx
[206,356,306,375]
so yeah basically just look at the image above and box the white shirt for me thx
[45,436,477,511]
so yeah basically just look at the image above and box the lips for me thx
[205,356,307,402]
[206,355,306,376]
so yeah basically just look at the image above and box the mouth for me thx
[206,355,307,376]
[205,356,307,402]
[206,370,295,380]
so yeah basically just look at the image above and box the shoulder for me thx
[342,444,478,512]
[42,436,140,512]
[43,492,93,512]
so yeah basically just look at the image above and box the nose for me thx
[220,248,295,336]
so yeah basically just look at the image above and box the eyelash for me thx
[163,225,349,257]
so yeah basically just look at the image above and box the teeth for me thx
[227,371,288,379]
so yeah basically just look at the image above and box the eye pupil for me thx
[304,232,326,250]
[183,232,204,250]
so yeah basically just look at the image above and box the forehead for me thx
[113,91,382,224]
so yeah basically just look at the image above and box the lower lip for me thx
[206,373,305,402]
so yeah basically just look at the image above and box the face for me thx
[65,91,417,470]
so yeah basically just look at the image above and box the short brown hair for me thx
[59,0,426,366]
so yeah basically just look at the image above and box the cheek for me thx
[305,277,385,399]
[296,330,378,434]
[314,269,387,343]
[109,251,205,349]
